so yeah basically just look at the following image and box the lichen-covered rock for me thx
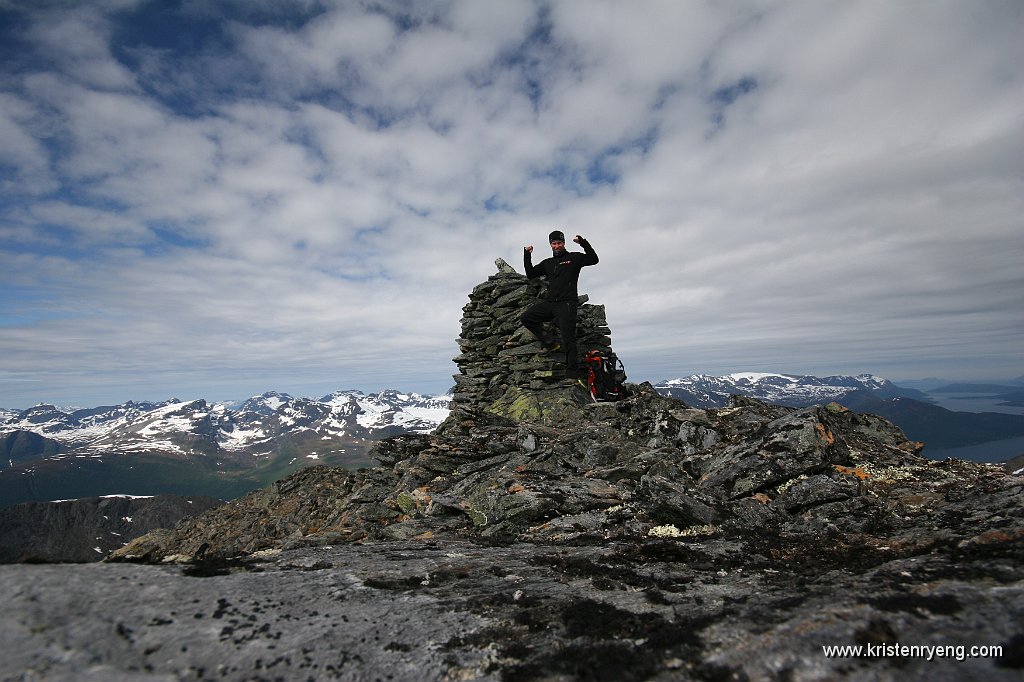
[111,382,1022,570]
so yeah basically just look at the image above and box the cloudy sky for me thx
[1,0,1021,408]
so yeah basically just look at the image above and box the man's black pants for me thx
[521,300,579,374]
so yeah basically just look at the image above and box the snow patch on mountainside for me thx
[726,372,794,383]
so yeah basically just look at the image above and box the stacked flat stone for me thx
[450,258,617,411]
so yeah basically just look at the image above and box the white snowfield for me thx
[726,372,795,383]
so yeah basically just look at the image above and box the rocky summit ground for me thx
[2,382,1022,680]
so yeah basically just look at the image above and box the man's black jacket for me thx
[524,238,599,302]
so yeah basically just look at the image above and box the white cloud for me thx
[25,5,138,91]
[0,93,57,195]
[1,0,1021,407]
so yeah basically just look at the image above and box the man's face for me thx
[550,239,565,254]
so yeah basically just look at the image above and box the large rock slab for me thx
[5,536,1023,681]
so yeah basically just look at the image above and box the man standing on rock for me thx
[520,230,599,381]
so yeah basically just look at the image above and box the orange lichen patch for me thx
[816,423,836,446]
[834,464,871,480]
[960,528,1024,547]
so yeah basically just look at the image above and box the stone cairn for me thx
[449,257,621,416]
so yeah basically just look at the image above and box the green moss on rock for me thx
[485,385,591,425]
[468,509,488,527]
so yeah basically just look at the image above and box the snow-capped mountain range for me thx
[3,375,1022,507]
[2,390,451,463]
[653,372,930,409]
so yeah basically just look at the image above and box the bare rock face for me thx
[0,494,223,563]
[2,430,65,465]
[7,263,1023,680]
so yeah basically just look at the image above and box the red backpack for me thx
[583,350,628,402]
